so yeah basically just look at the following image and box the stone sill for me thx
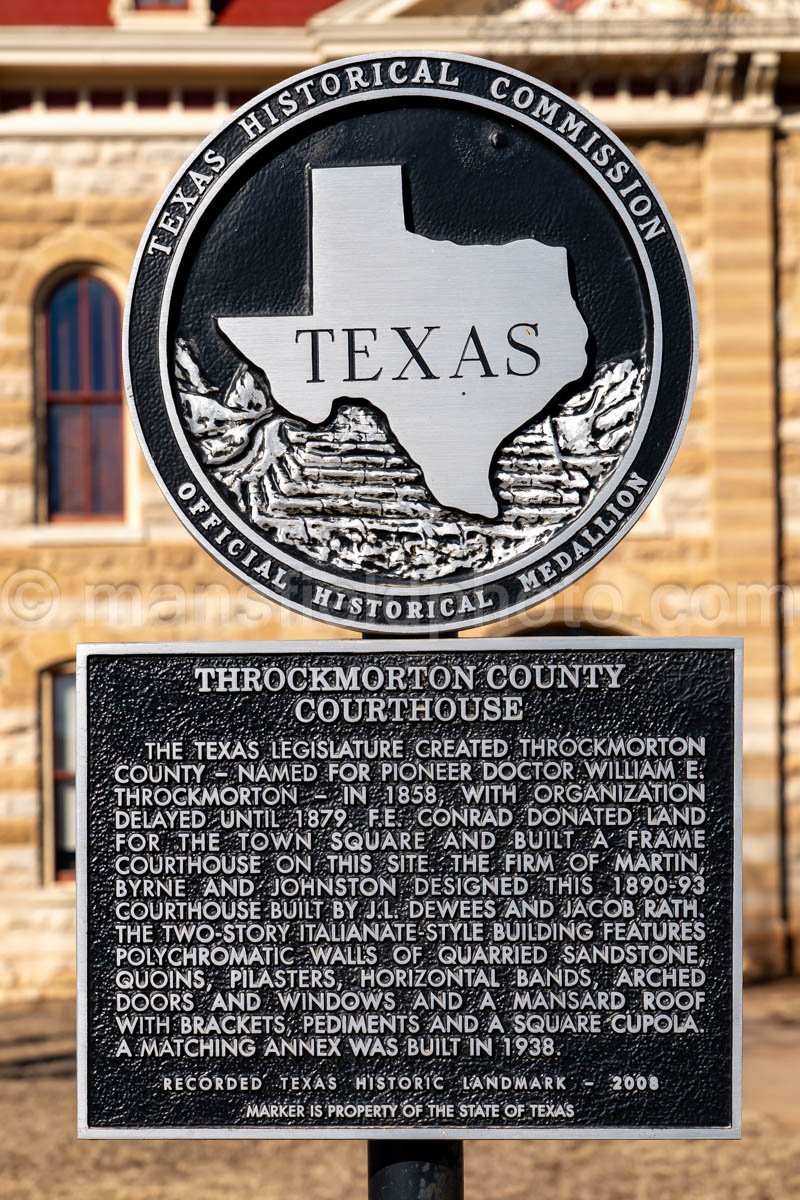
[1,525,146,547]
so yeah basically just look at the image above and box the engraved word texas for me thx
[218,166,588,517]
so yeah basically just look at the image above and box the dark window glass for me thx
[47,405,85,515]
[137,90,171,109]
[0,91,33,113]
[135,0,189,7]
[89,404,124,514]
[89,91,125,109]
[88,276,121,394]
[48,277,80,393]
[184,89,215,109]
[229,90,257,109]
[44,90,78,109]
[52,671,76,879]
[44,274,124,520]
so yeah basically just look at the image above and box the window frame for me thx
[38,269,125,524]
[110,0,211,26]
[40,662,77,885]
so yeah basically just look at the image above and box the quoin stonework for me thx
[0,0,797,997]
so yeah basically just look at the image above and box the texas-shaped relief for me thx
[217,165,589,518]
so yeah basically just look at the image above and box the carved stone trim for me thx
[704,48,737,116]
[745,50,779,117]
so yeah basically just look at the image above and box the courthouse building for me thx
[0,0,798,998]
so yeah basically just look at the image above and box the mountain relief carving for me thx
[176,339,646,583]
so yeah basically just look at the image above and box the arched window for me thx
[43,273,124,520]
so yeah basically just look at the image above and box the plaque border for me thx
[77,636,742,1140]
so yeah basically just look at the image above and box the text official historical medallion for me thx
[124,53,697,634]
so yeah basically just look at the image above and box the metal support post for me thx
[368,1140,464,1200]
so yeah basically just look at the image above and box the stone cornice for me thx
[316,17,800,59]
[0,17,787,133]
[0,27,315,69]
[0,17,799,69]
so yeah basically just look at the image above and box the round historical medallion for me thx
[125,52,696,634]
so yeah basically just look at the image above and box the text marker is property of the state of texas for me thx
[124,53,696,634]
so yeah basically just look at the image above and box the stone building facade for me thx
[0,0,797,999]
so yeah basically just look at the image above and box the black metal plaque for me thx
[78,638,740,1139]
[124,52,696,634]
